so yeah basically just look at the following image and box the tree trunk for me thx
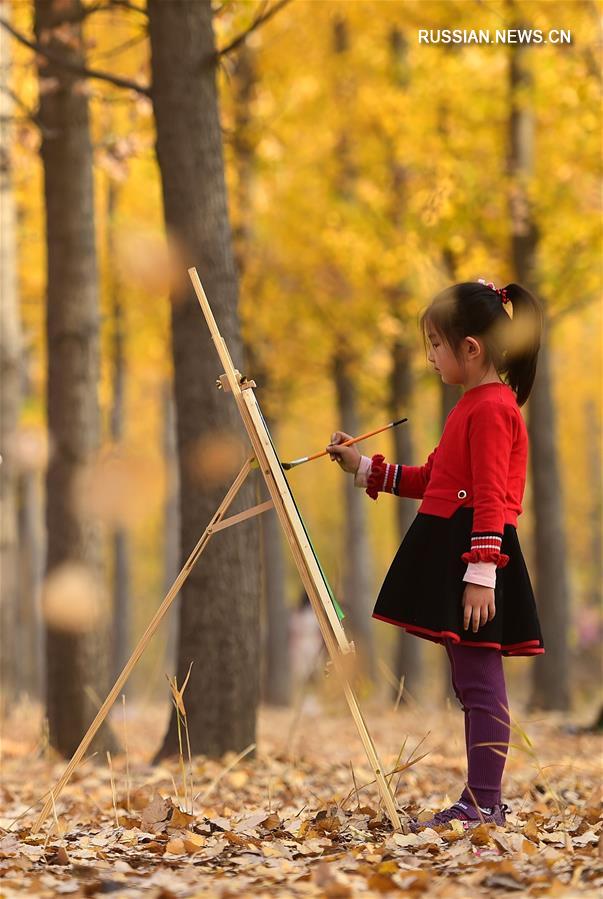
[149,0,260,759]
[230,42,256,281]
[382,28,423,700]
[389,341,423,698]
[440,379,464,707]
[585,397,602,611]
[246,348,290,707]
[440,251,463,419]
[332,17,356,193]
[439,253,462,704]
[229,44,291,705]
[328,18,375,681]
[332,345,375,681]
[505,9,571,709]
[35,0,115,755]
[17,465,45,700]
[260,416,291,706]
[0,12,22,713]
[526,335,571,709]
[15,347,45,702]
[162,379,180,677]
[441,383,461,421]
[106,180,131,682]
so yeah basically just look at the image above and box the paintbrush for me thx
[281,418,408,470]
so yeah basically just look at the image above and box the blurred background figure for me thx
[289,589,324,691]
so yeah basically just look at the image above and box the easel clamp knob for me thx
[216,372,257,392]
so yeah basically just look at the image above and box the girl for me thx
[326,279,545,831]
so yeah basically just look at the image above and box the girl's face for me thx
[426,327,465,384]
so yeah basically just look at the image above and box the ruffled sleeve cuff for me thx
[365,453,405,499]
[461,532,510,568]
[366,453,402,499]
[365,453,387,500]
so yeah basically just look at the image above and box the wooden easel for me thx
[33,269,401,833]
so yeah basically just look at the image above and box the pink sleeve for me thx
[462,561,497,588]
[354,455,372,488]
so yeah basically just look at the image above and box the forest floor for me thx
[1,692,601,898]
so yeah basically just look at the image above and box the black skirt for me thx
[372,507,545,657]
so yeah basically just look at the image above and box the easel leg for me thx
[33,456,257,833]
[317,618,402,831]
[341,679,402,830]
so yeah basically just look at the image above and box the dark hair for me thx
[419,281,544,406]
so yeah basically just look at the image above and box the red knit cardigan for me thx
[366,382,528,568]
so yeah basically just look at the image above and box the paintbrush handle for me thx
[282,418,408,469]
[309,417,408,463]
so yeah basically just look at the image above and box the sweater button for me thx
[457,489,467,499]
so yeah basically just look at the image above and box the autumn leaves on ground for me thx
[1,693,601,898]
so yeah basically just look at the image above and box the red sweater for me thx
[365,381,528,568]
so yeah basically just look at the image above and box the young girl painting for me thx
[326,279,545,831]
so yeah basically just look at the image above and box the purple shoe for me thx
[408,799,510,832]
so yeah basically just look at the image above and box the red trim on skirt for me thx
[372,613,545,655]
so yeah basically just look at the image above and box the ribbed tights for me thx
[445,637,511,808]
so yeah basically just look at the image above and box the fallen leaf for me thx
[523,815,541,842]
[165,837,185,855]
[167,807,195,830]
[469,823,493,847]
[141,794,172,829]
[366,871,396,892]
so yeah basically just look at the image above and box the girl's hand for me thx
[462,583,496,633]
[326,431,361,474]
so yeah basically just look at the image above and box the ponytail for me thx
[501,283,544,407]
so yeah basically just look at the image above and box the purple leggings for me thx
[445,638,511,807]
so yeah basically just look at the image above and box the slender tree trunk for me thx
[526,336,571,709]
[0,15,22,712]
[389,341,423,697]
[440,248,462,420]
[333,345,375,681]
[15,348,45,702]
[382,28,424,699]
[585,398,602,611]
[328,17,375,681]
[17,464,45,700]
[577,397,602,711]
[441,384,460,421]
[505,10,571,709]
[162,379,180,677]
[230,42,256,281]
[148,0,260,759]
[229,45,291,704]
[35,0,114,755]
[106,181,131,682]
[260,416,291,705]
[440,384,462,707]
[246,349,290,707]
[439,253,462,704]
[111,526,129,680]
[332,17,356,196]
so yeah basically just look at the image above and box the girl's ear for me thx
[465,336,482,358]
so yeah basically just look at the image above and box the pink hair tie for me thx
[478,278,510,304]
